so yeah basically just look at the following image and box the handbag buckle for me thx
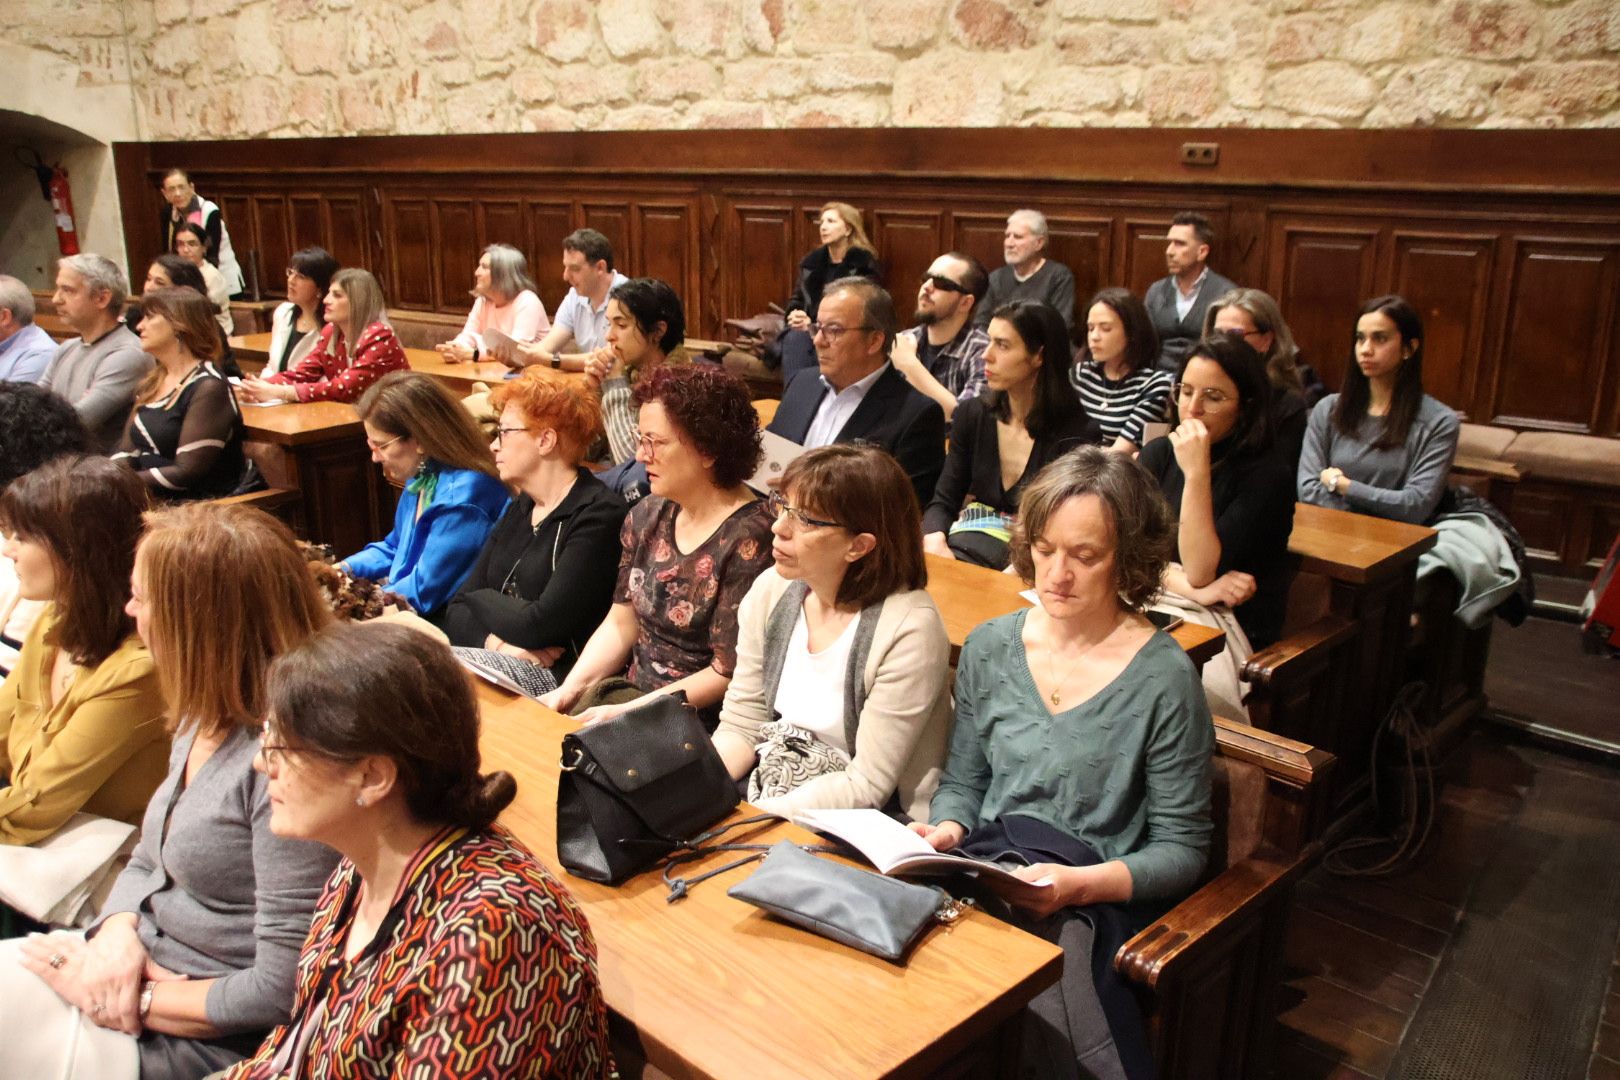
[559,745,584,772]
[935,896,975,924]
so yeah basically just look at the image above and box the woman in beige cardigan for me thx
[713,445,951,821]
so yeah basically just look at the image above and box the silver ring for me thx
[48,953,66,970]
[92,1004,106,1016]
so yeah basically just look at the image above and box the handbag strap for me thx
[661,813,838,903]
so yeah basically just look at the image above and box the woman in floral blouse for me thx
[222,620,614,1079]
[238,269,408,405]
[541,364,772,729]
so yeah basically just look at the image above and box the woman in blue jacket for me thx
[340,372,509,616]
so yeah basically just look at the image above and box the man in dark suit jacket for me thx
[768,279,945,506]
[1144,210,1237,372]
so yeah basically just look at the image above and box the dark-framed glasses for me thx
[921,273,966,293]
[809,322,876,342]
[766,490,842,530]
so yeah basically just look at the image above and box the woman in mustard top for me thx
[0,456,168,846]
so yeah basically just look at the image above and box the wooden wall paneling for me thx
[633,201,698,318]
[1268,223,1380,393]
[949,212,1010,285]
[1487,237,1620,433]
[1045,215,1112,335]
[1589,496,1620,568]
[323,195,368,272]
[581,204,630,274]
[527,201,575,316]
[250,195,292,301]
[727,201,798,323]
[431,199,479,312]
[868,209,944,325]
[478,199,526,252]
[287,196,323,300]
[1390,231,1497,415]
[1123,218,1173,298]
[382,196,434,309]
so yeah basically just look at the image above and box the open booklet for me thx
[452,646,557,702]
[746,429,807,494]
[482,327,518,355]
[792,808,1053,900]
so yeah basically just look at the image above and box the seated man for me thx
[974,209,1077,332]
[40,254,153,451]
[888,252,990,422]
[158,168,244,296]
[0,276,57,384]
[767,279,945,506]
[1145,210,1237,372]
[501,229,628,373]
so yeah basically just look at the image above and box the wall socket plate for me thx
[1180,142,1220,167]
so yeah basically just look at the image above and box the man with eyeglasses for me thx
[888,253,991,421]
[973,210,1077,332]
[767,279,945,506]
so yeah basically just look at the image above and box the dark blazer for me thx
[769,364,946,507]
[1144,269,1237,372]
[786,245,883,318]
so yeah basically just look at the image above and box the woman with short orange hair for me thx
[443,367,628,679]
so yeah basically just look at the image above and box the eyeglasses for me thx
[1172,383,1235,408]
[493,426,532,446]
[809,322,876,342]
[632,430,676,459]
[766,490,842,530]
[259,720,292,769]
[366,433,407,453]
[1217,326,1267,345]
[920,274,966,294]
[285,268,309,281]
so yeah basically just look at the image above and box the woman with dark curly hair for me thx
[540,364,772,728]
[913,446,1212,1080]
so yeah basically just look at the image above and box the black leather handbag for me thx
[555,692,740,885]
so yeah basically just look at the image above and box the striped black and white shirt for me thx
[1069,361,1173,449]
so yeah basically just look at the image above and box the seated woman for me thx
[1203,287,1310,463]
[777,202,883,387]
[0,456,167,847]
[443,368,628,677]
[220,621,615,1078]
[266,247,339,377]
[923,301,1101,568]
[0,384,91,678]
[128,254,241,377]
[172,221,233,337]
[435,243,549,364]
[339,372,510,618]
[113,286,247,501]
[589,277,688,496]
[540,365,773,727]
[713,445,951,819]
[1298,294,1460,525]
[1070,287,1172,454]
[914,447,1212,1080]
[1,503,338,1079]
[238,269,409,405]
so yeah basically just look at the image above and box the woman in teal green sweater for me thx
[914,446,1213,1080]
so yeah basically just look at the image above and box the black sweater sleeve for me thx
[923,399,987,534]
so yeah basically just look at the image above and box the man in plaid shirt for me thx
[888,252,991,422]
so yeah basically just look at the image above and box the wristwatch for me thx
[549,353,562,370]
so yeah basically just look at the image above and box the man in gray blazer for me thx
[1144,211,1237,372]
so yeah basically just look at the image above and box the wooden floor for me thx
[1276,602,1620,1080]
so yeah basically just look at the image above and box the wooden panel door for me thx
[251,195,291,300]
[479,199,525,251]
[1047,216,1111,337]
[1122,218,1172,298]
[1391,232,1496,415]
[324,195,368,273]
[383,196,434,309]
[287,196,323,274]
[1488,238,1620,432]
[951,213,1009,281]
[869,209,942,325]
[727,202,797,321]
[581,205,630,273]
[635,203,696,311]
[432,199,479,312]
[1269,225,1379,393]
[528,202,575,315]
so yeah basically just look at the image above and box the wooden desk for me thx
[231,333,586,396]
[241,401,391,554]
[924,554,1227,672]
[1288,502,1437,585]
[476,683,1063,1079]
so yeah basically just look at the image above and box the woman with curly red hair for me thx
[540,364,772,728]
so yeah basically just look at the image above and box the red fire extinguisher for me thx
[18,149,80,256]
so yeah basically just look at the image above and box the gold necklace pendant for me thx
[1049,688,1061,706]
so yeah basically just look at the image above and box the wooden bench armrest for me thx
[1113,852,1298,990]
[212,487,300,510]
[1212,717,1335,787]
[1452,454,1524,483]
[1242,613,1356,688]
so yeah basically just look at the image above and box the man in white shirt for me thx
[502,229,628,373]
[0,277,58,384]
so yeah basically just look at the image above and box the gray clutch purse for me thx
[727,840,969,963]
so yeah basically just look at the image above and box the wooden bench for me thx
[210,485,304,531]
[1117,719,1334,1079]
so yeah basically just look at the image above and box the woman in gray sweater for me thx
[3,503,337,1079]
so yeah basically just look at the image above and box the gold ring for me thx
[48,953,66,969]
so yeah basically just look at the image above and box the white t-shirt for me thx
[768,608,859,758]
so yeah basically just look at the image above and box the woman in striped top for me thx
[1069,287,1173,455]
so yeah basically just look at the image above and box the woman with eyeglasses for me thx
[1139,335,1296,655]
[777,202,883,386]
[1299,294,1459,525]
[585,277,689,498]
[238,269,408,405]
[218,621,615,1079]
[924,301,1101,569]
[713,445,951,817]
[125,254,243,378]
[337,372,508,619]
[444,368,628,678]
[0,503,337,1079]
[266,247,339,377]
[1070,287,1172,455]
[435,243,549,365]
[539,365,772,728]
[1202,287,1314,463]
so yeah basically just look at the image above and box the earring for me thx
[355,796,367,808]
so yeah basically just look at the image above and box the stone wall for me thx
[118,0,1620,138]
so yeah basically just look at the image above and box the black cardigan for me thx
[1137,436,1297,649]
[922,396,1102,535]
[786,245,883,317]
[442,469,628,673]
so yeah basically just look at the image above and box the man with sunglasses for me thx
[888,253,991,421]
